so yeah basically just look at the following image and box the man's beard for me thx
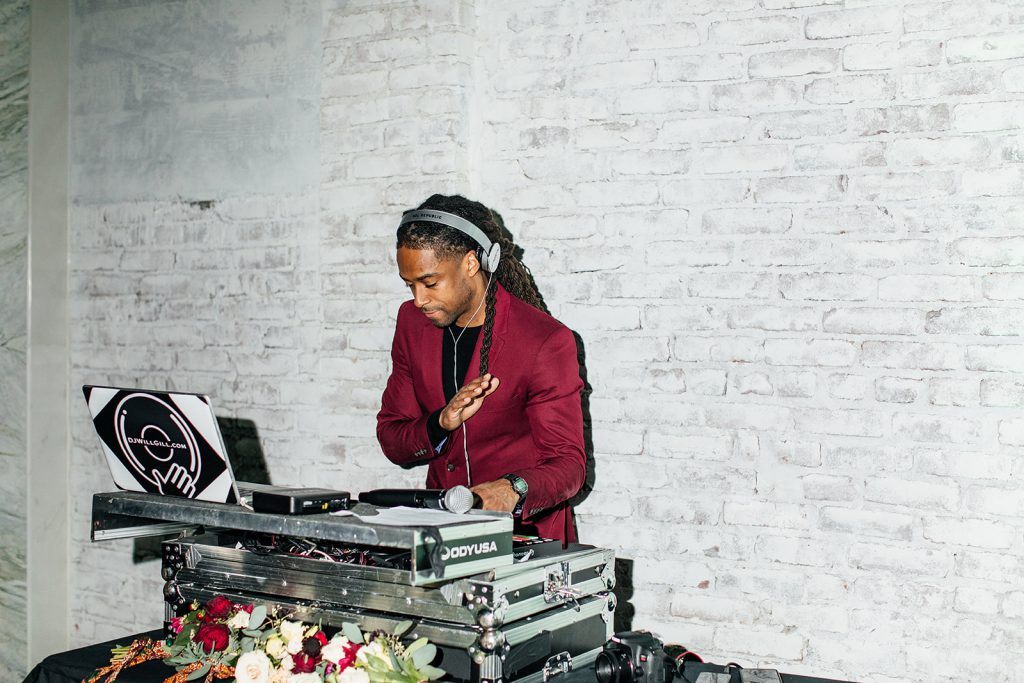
[424,280,475,328]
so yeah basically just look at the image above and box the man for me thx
[376,194,586,544]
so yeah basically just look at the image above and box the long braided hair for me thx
[396,194,547,374]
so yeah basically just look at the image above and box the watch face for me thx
[507,475,528,495]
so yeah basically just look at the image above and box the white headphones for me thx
[399,209,502,272]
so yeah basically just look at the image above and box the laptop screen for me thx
[83,385,240,504]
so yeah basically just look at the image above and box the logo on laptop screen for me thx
[114,394,202,497]
[83,386,237,503]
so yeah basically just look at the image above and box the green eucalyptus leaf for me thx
[392,620,414,637]
[404,637,427,657]
[242,628,263,638]
[342,622,365,644]
[422,664,447,680]
[249,605,267,627]
[411,643,436,669]
[186,661,211,680]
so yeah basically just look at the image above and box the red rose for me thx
[292,652,318,674]
[315,631,328,646]
[205,596,234,619]
[193,623,230,653]
[238,603,254,614]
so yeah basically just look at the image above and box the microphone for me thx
[359,486,475,514]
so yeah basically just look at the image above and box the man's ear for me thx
[462,249,482,278]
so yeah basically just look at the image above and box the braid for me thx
[478,282,498,374]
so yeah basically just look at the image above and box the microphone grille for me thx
[444,485,474,514]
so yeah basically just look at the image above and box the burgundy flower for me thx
[292,652,318,673]
[205,596,234,619]
[302,636,323,658]
[193,623,230,653]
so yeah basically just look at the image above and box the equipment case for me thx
[92,491,616,683]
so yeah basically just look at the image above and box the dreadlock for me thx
[396,194,547,375]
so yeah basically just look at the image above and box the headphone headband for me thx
[399,209,501,271]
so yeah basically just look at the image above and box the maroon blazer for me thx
[377,283,586,543]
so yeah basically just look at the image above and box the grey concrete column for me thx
[26,0,70,664]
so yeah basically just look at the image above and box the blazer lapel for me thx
[417,320,445,408]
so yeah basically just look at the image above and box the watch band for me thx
[501,474,528,517]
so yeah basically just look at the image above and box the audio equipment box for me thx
[91,490,615,683]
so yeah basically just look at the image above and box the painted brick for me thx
[901,68,1000,100]
[806,7,900,39]
[749,48,839,78]
[699,144,789,174]
[924,517,1017,549]
[779,273,874,301]
[819,506,915,540]
[892,413,982,444]
[843,40,943,70]
[853,104,950,137]
[827,373,869,400]
[948,32,1024,63]
[879,275,974,302]
[709,16,802,45]
[755,109,847,140]
[805,74,897,105]
[929,377,978,407]
[711,80,803,111]
[967,345,1024,372]
[657,53,746,82]
[874,376,922,404]
[823,308,923,336]
[688,272,775,299]
[998,417,1024,446]
[980,378,1024,406]
[926,307,1024,336]
[861,341,962,370]
[954,101,1024,132]
[797,205,895,234]
[953,237,1024,266]
[793,141,885,171]
[728,305,820,332]
[794,408,886,437]
[851,171,956,201]
[702,208,792,235]
[888,136,991,166]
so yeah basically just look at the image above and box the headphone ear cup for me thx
[484,243,501,272]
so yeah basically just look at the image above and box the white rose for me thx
[228,610,252,630]
[288,675,322,683]
[265,637,287,660]
[280,656,295,672]
[339,667,370,683]
[355,641,384,665]
[234,650,272,683]
[320,641,346,665]
[279,620,305,644]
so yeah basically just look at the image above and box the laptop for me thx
[83,385,241,504]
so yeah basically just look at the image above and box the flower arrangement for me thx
[84,595,446,683]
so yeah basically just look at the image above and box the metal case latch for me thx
[542,651,573,682]
[544,562,582,610]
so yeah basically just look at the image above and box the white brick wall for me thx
[62,1,1024,682]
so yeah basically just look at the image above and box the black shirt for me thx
[426,323,482,448]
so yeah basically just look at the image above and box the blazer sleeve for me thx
[376,315,438,466]
[516,326,586,519]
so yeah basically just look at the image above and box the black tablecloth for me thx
[24,631,855,683]
[23,631,169,683]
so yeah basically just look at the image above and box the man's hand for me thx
[439,373,500,431]
[471,478,519,513]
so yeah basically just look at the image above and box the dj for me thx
[376,194,586,544]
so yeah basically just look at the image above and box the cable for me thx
[449,268,494,487]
